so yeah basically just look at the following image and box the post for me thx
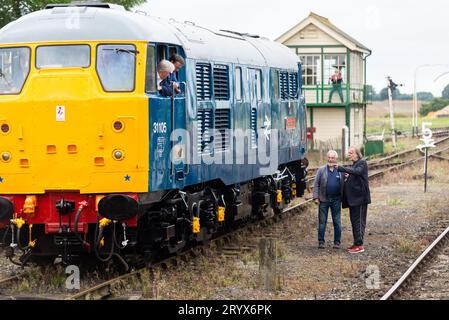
[341,128,346,160]
[417,122,434,193]
[413,73,417,137]
[259,238,278,291]
[424,147,428,193]
[141,267,158,299]
[319,141,323,164]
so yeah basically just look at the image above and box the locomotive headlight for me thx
[113,121,124,132]
[1,152,11,162]
[113,150,125,161]
[1,123,10,134]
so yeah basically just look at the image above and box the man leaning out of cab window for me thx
[157,60,179,97]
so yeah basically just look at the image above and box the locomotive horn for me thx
[0,197,14,221]
[98,195,138,221]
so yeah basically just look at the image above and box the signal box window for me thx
[299,55,320,85]
[0,47,30,95]
[97,44,136,92]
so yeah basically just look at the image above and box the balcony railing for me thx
[303,84,372,105]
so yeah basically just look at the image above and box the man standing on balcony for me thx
[327,68,344,103]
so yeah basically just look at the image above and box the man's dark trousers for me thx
[318,195,342,245]
[349,204,368,246]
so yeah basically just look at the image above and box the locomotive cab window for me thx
[97,44,136,92]
[36,45,90,69]
[157,45,167,62]
[0,47,30,95]
[145,45,156,93]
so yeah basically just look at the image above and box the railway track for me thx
[1,141,447,300]
[63,149,443,300]
[381,225,449,300]
[65,198,314,300]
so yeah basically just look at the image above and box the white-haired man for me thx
[157,59,178,97]
[313,150,344,249]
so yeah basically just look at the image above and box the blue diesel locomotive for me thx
[0,3,307,265]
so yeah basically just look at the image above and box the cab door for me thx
[147,43,187,192]
[248,68,270,172]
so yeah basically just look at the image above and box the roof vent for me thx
[45,2,125,10]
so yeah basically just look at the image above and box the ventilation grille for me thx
[196,63,211,101]
[250,108,257,148]
[279,72,289,100]
[213,65,230,100]
[289,72,298,98]
[215,109,231,151]
[197,109,213,154]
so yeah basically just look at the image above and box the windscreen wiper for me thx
[103,48,140,56]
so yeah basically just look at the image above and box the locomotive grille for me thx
[289,72,298,98]
[197,109,213,154]
[214,108,231,151]
[250,108,257,148]
[196,63,212,101]
[213,65,230,100]
[279,72,289,100]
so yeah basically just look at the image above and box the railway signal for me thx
[387,76,403,152]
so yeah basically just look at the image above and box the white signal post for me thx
[387,79,397,152]
[416,122,435,193]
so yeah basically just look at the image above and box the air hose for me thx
[16,226,30,252]
[93,217,115,262]
[73,201,90,249]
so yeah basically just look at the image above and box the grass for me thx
[393,237,423,255]
[366,117,449,135]
[386,198,403,206]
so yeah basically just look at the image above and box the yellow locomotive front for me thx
[0,40,150,263]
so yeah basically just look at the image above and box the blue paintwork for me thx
[148,58,307,193]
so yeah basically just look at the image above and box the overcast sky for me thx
[138,0,449,96]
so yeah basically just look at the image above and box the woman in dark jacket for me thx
[337,146,371,253]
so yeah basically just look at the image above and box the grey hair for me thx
[327,150,338,158]
[157,60,174,73]
[349,146,363,160]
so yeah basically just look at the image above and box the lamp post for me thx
[413,64,449,137]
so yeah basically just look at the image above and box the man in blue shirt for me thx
[313,150,344,249]
[168,54,185,94]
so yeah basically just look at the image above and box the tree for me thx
[442,84,449,99]
[0,0,145,28]
[417,91,434,101]
[379,87,401,101]
[419,98,449,116]
[365,85,379,101]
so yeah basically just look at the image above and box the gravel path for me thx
[151,160,449,300]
